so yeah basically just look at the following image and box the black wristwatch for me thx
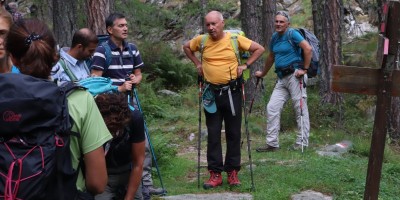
[245,62,249,68]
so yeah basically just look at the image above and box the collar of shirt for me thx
[60,48,79,67]
[107,38,130,52]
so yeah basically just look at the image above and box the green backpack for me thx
[199,29,251,79]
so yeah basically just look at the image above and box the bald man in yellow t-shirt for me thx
[183,10,264,189]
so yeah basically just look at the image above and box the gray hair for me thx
[276,11,290,22]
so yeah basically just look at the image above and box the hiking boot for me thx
[256,144,279,152]
[227,170,241,186]
[145,185,165,196]
[203,171,222,189]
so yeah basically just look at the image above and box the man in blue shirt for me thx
[255,11,312,152]
[51,28,98,84]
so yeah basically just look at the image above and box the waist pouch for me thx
[279,65,295,77]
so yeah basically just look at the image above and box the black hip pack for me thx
[279,65,295,77]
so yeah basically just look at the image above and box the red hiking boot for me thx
[227,170,241,186]
[203,171,222,189]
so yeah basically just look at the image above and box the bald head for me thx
[204,11,225,40]
[71,28,98,48]
[205,11,224,21]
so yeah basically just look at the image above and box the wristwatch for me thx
[245,62,249,68]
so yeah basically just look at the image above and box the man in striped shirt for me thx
[91,13,147,200]
[91,13,143,91]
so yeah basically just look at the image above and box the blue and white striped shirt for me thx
[91,39,144,86]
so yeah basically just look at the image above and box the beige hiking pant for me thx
[266,72,310,147]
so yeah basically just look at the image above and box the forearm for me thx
[124,165,143,200]
[124,141,145,200]
[246,42,265,66]
[183,42,201,67]
[261,54,274,77]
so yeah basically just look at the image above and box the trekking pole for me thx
[197,75,203,189]
[240,77,255,191]
[249,77,261,114]
[132,87,167,195]
[299,77,304,153]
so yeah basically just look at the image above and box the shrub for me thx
[139,41,196,90]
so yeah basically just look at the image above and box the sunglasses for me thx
[276,11,290,22]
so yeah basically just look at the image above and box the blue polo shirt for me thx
[91,39,144,86]
[51,48,90,84]
[270,28,304,69]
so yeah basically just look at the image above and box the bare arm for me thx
[245,41,265,66]
[183,40,203,76]
[237,41,265,76]
[295,40,312,77]
[299,40,312,68]
[255,52,275,78]
[124,141,146,200]
[84,147,108,194]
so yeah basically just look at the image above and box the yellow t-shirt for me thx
[190,32,252,85]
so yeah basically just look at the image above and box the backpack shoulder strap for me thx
[101,41,112,68]
[199,34,209,62]
[229,33,241,64]
[287,28,297,48]
[59,58,78,82]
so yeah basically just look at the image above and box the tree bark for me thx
[86,0,111,35]
[262,0,276,47]
[200,0,207,34]
[241,0,264,102]
[311,0,344,105]
[52,0,77,47]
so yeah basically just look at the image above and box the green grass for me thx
[140,73,400,199]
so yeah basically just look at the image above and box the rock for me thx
[158,89,180,97]
[317,140,353,157]
[162,192,253,200]
[291,190,332,200]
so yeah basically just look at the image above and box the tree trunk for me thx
[200,0,207,34]
[52,0,77,48]
[262,0,276,47]
[241,0,264,102]
[86,0,111,35]
[311,0,344,105]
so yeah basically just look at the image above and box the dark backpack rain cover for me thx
[0,73,80,200]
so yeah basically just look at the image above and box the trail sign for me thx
[331,1,400,199]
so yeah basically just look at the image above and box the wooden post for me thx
[331,1,400,199]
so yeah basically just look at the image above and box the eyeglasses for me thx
[276,11,290,22]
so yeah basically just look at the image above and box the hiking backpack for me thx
[199,29,250,65]
[287,28,320,78]
[0,73,83,200]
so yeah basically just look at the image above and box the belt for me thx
[205,79,241,116]
[206,79,241,92]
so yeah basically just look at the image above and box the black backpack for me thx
[0,73,84,200]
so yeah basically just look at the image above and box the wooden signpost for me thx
[331,1,400,199]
